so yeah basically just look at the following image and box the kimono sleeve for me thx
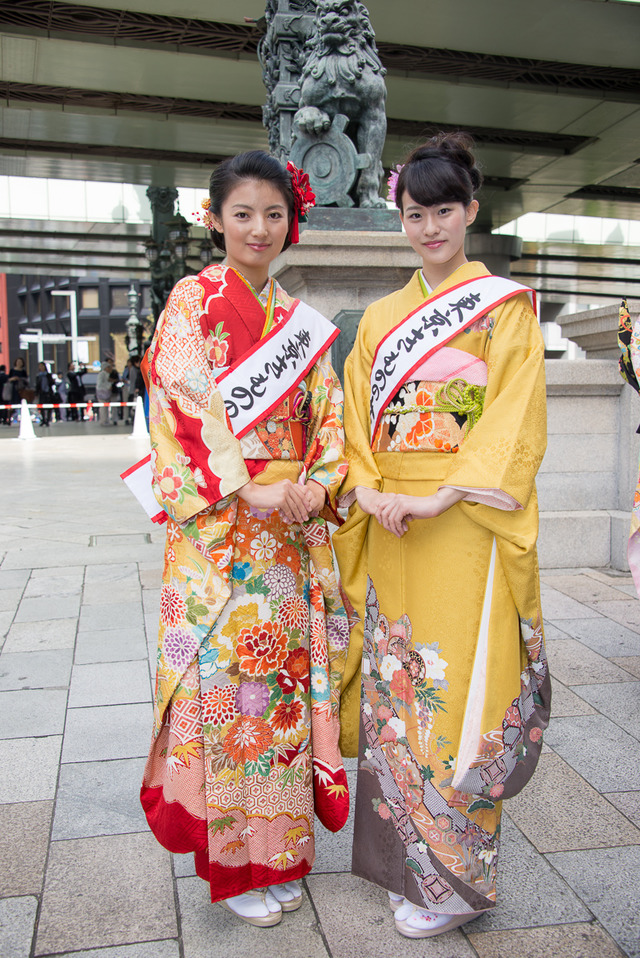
[337,310,383,505]
[443,292,547,510]
[149,275,249,524]
[304,351,349,503]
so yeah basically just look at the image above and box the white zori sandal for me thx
[388,891,405,913]
[268,880,303,912]
[395,903,484,939]
[219,888,282,926]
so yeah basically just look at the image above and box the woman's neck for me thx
[226,263,269,294]
[421,258,469,292]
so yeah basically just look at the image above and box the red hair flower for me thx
[287,162,316,244]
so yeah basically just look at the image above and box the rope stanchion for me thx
[129,395,149,440]
[2,400,143,435]
[17,399,38,441]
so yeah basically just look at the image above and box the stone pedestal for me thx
[272,227,418,319]
[465,233,522,278]
[272,228,419,378]
[557,303,622,358]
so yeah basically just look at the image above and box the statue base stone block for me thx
[271,223,418,380]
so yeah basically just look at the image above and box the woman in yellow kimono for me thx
[140,151,349,927]
[333,133,551,938]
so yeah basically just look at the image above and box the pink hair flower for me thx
[387,164,403,204]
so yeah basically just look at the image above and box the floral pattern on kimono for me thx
[140,264,349,902]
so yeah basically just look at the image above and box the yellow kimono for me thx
[333,262,551,915]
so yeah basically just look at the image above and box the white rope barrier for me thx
[1,401,138,410]
[4,398,149,441]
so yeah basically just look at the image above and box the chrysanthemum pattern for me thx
[264,564,297,599]
[163,627,198,670]
[277,594,310,633]
[202,685,237,727]
[160,585,187,628]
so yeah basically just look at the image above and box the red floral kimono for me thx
[141,264,349,901]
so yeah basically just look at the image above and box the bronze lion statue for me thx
[294,0,387,208]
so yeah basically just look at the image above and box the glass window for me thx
[110,288,129,310]
[81,288,99,310]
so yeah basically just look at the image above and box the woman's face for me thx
[15,358,25,370]
[400,193,479,287]
[211,178,291,289]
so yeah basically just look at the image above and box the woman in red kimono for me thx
[141,152,349,927]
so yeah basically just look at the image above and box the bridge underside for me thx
[0,0,638,302]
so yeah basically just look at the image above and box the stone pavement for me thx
[1,429,640,958]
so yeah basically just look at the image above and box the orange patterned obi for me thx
[248,390,311,461]
[372,378,486,455]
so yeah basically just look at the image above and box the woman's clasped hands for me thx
[239,478,326,524]
[355,485,466,538]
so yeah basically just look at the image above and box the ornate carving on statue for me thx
[258,0,316,159]
[290,113,369,207]
[258,0,387,208]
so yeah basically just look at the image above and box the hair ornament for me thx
[196,196,215,231]
[387,164,404,204]
[286,161,316,244]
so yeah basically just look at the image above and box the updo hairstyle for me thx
[209,150,296,253]
[395,132,482,213]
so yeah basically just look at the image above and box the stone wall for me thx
[540,360,640,570]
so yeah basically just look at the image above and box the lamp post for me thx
[145,186,189,329]
[51,289,78,365]
[125,283,143,357]
[199,237,214,267]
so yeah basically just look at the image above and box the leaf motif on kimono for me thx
[209,815,236,834]
[245,574,267,595]
[226,662,241,676]
[268,850,298,869]
[207,741,237,774]
[277,765,303,787]
[190,604,209,618]
[256,750,274,777]
[171,741,202,768]
[221,839,245,855]
[284,825,307,844]
[416,687,447,712]
[326,783,348,797]
[405,858,421,874]
[467,799,495,814]
[423,765,435,781]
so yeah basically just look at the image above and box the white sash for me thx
[216,299,339,438]
[369,275,535,436]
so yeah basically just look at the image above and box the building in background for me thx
[4,275,152,380]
